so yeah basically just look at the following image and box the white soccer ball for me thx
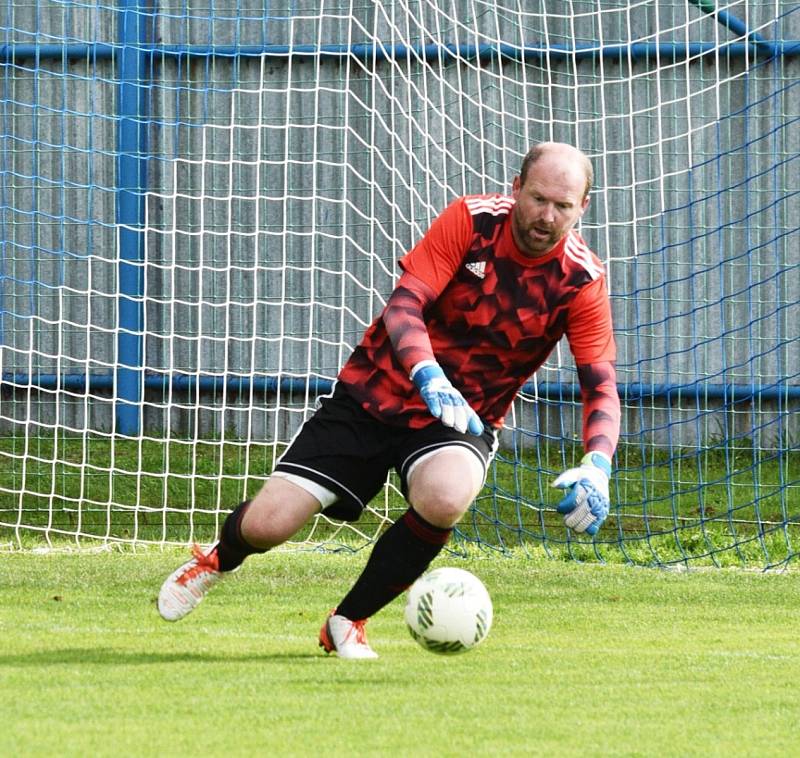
[404,567,493,655]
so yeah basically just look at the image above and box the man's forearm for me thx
[577,361,620,459]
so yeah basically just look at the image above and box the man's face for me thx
[511,154,590,257]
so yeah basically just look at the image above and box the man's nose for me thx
[540,203,556,223]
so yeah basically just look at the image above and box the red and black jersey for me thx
[337,194,616,430]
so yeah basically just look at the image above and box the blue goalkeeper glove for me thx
[552,452,612,536]
[410,360,484,436]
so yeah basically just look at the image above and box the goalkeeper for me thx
[158,141,621,658]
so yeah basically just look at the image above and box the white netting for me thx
[1,1,797,566]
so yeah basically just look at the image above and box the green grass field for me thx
[3,433,798,569]
[2,550,798,757]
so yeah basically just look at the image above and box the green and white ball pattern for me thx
[404,567,493,654]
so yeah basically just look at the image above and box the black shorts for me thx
[273,383,498,522]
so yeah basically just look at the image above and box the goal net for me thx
[1,1,798,568]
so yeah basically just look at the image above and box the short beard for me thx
[513,214,554,256]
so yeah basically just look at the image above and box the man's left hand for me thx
[552,452,612,536]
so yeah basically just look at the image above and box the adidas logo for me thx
[465,261,486,279]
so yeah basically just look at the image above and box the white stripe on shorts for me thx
[271,470,337,509]
[401,436,498,487]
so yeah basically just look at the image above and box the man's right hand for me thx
[410,361,484,436]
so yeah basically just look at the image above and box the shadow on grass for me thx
[1,647,324,666]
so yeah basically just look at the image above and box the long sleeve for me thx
[382,272,438,375]
[577,361,620,459]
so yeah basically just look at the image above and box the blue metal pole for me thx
[115,0,148,435]
[687,0,773,56]
[3,372,800,403]
[2,40,800,65]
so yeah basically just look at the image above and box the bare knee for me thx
[407,448,484,528]
[240,476,322,548]
[413,487,472,527]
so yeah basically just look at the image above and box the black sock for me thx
[335,508,452,621]
[215,500,267,572]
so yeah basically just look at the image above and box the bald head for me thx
[510,142,593,257]
[519,142,593,199]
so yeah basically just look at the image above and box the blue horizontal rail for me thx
[2,40,800,64]
[3,372,799,403]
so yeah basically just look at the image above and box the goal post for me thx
[0,1,798,568]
